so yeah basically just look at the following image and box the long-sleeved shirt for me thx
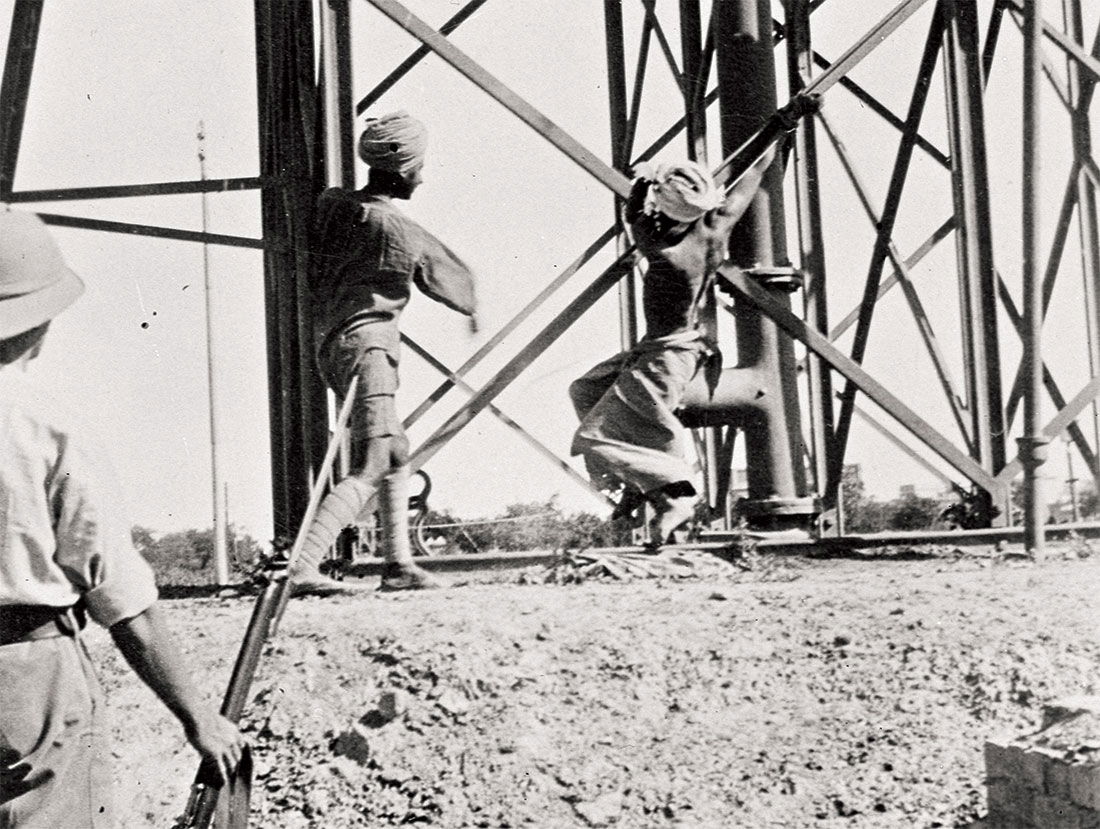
[311,188,477,356]
[0,370,158,627]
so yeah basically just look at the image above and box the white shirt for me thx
[0,368,157,627]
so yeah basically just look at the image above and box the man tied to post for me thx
[290,110,478,595]
[569,152,774,544]
[0,210,244,827]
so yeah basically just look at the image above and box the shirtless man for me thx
[569,153,773,544]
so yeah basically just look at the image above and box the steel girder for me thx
[5,0,1099,549]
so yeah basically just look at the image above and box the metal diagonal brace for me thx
[995,376,1100,485]
[1002,0,1100,83]
[409,253,635,473]
[35,212,267,250]
[400,334,614,506]
[363,0,633,199]
[0,0,43,199]
[8,177,266,203]
[356,0,490,115]
[718,266,1000,493]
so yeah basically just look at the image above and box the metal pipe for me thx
[1020,0,1048,554]
[712,0,811,529]
[942,0,1005,524]
[786,0,834,519]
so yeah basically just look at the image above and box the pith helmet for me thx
[0,210,84,337]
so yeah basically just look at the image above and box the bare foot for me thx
[647,494,697,546]
[379,562,447,592]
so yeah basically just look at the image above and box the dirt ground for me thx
[86,544,1100,828]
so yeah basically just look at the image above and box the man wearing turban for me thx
[568,154,773,544]
[292,111,478,593]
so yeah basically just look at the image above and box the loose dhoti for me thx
[569,331,709,494]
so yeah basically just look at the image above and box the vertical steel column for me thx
[941,0,1006,524]
[714,0,811,527]
[332,0,356,187]
[679,0,721,512]
[0,0,43,200]
[679,0,707,162]
[1064,0,1100,494]
[254,2,329,538]
[786,0,834,525]
[1020,0,1047,553]
[604,0,637,350]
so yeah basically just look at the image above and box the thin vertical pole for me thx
[942,0,1005,525]
[604,0,638,350]
[787,0,833,527]
[1063,0,1100,494]
[197,124,230,585]
[1021,0,1047,554]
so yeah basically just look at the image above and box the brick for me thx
[1021,750,1047,790]
[986,813,1032,829]
[987,739,1033,784]
[989,779,1035,825]
[1032,794,1081,829]
[988,740,1016,781]
[1068,762,1100,809]
[1049,761,1074,800]
[1079,808,1100,829]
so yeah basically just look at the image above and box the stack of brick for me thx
[985,696,1100,828]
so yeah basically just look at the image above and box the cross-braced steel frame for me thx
[3,0,1098,553]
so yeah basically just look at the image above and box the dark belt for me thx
[0,603,85,646]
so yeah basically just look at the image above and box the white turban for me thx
[358,110,428,174]
[634,160,722,223]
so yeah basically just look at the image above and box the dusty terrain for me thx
[87,545,1100,828]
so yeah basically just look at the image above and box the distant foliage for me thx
[428,499,627,553]
[841,465,950,533]
[131,525,265,585]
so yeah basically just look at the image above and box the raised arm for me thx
[412,227,479,330]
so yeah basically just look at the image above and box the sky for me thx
[2,0,1097,541]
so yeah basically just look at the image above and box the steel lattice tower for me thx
[3,0,1098,554]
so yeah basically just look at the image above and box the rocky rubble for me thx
[95,548,1100,827]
